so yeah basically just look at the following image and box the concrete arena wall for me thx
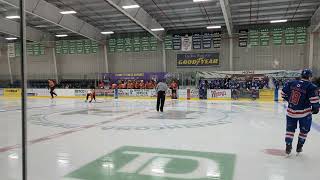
[0,33,313,80]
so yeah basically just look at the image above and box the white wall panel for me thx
[56,46,105,79]
[234,39,308,71]
[0,37,315,80]
[0,47,10,80]
[108,43,163,73]
[313,32,320,76]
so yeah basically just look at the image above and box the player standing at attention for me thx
[170,80,178,99]
[156,80,168,112]
[139,80,145,89]
[48,79,57,99]
[282,69,319,155]
[134,80,140,89]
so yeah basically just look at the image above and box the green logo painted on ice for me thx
[64,146,236,180]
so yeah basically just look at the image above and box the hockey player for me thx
[170,80,178,99]
[230,79,239,100]
[251,80,259,100]
[282,69,319,155]
[48,79,57,99]
[85,86,96,103]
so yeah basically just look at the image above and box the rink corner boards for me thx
[0,88,279,102]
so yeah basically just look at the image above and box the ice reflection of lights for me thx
[102,162,114,169]
[151,157,171,174]
[57,153,70,166]
[151,168,164,174]
[206,164,221,178]
[8,153,19,160]
[269,174,285,180]
[102,157,115,169]
[58,159,69,165]
[206,171,221,178]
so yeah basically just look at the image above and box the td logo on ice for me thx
[64,146,236,180]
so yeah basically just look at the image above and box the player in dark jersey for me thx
[48,79,57,99]
[230,79,239,100]
[251,80,259,100]
[281,69,319,155]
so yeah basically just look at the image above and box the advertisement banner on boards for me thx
[27,89,75,97]
[27,89,49,96]
[235,89,260,99]
[4,88,21,97]
[259,89,274,100]
[74,89,88,96]
[74,89,114,97]
[207,89,231,99]
[190,89,199,98]
[178,89,187,99]
[129,89,149,97]
[118,89,130,96]
[177,53,219,67]
[117,89,172,98]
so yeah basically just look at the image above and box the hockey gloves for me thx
[312,107,319,114]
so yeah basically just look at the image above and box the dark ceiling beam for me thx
[0,0,106,43]
[0,18,53,42]
[311,6,320,32]
[105,0,164,41]
[219,0,233,36]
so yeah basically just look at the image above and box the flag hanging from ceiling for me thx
[181,35,192,51]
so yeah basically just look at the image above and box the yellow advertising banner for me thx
[4,88,21,97]
[259,89,274,101]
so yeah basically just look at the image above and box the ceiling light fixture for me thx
[270,19,287,23]
[122,5,140,9]
[55,34,68,38]
[151,28,165,32]
[35,25,48,28]
[193,0,212,2]
[6,37,18,40]
[207,26,221,29]
[60,11,77,15]
[101,31,114,35]
[6,15,20,19]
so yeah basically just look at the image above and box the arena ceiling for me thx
[0,0,319,42]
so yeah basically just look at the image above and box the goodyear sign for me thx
[177,53,219,67]
[4,88,21,97]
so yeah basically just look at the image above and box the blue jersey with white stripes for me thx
[282,80,319,118]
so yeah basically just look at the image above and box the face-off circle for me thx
[29,102,233,131]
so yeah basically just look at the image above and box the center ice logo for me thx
[117,151,220,179]
[64,146,236,180]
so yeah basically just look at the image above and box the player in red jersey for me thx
[48,79,57,99]
[170,80,178,99]
[85,86,96,103]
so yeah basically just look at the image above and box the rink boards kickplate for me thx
[64,146,236,180]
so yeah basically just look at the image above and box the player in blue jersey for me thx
[281,69,319,155]
[251,80,259,100]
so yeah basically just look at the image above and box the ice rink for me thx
[1,97,320,180]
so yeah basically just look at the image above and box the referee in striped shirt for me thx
[156,80,168,112]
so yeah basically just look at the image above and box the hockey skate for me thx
[285,144,292,157]
[296,143,303,156]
